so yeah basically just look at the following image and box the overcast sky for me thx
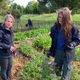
[13,0,37,7]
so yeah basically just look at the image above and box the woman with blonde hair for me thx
[47,7,80,80]
[0,14,15,80]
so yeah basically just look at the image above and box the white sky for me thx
[13,0,37,7]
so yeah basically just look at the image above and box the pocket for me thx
[67,62,73,71]
[66,50,75,62]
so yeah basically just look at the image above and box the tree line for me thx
[0,0,80,16]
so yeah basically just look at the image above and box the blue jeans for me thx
[0,57,12,80]
[55,50,73,80]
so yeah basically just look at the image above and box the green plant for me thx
[20,52,44,80]
[14,32,27,41]
[14,28,49,41]
[32,34,51,51]
[18,42,34,57]
[74,46,80,61]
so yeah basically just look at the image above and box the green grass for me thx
[21,13,57,21]
[20,13,80,29]
[0,13,80,30]
[72,14,80,21]
[21,13,80,22]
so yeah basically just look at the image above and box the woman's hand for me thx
[48,56,55,64]
[67,42,75,49]
[10,46,16,52]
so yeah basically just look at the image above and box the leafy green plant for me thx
[20,52,44,80]
[21,54,61,80]
[18,42,34,57]
[33,34,51,51]
[14,32,27,41]
[14,29,49,41]
[74,46,80,61]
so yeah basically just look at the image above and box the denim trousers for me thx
[54,50,73,80]
[0,57,12,80]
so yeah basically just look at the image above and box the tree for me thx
[10,3,24,20]
[38,0,50,13]
[9,3,24,30]
[38,0,80,13]
[0,0,14,15]
[24,1,39,14]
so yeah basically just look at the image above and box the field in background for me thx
[0,13,80,31]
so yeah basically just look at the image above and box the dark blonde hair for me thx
[4,14,15,23]
[57,7,73,36]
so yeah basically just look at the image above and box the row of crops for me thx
[14,27,80,80]
[14,20,80,31]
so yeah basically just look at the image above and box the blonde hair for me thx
[4,14,15,23]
